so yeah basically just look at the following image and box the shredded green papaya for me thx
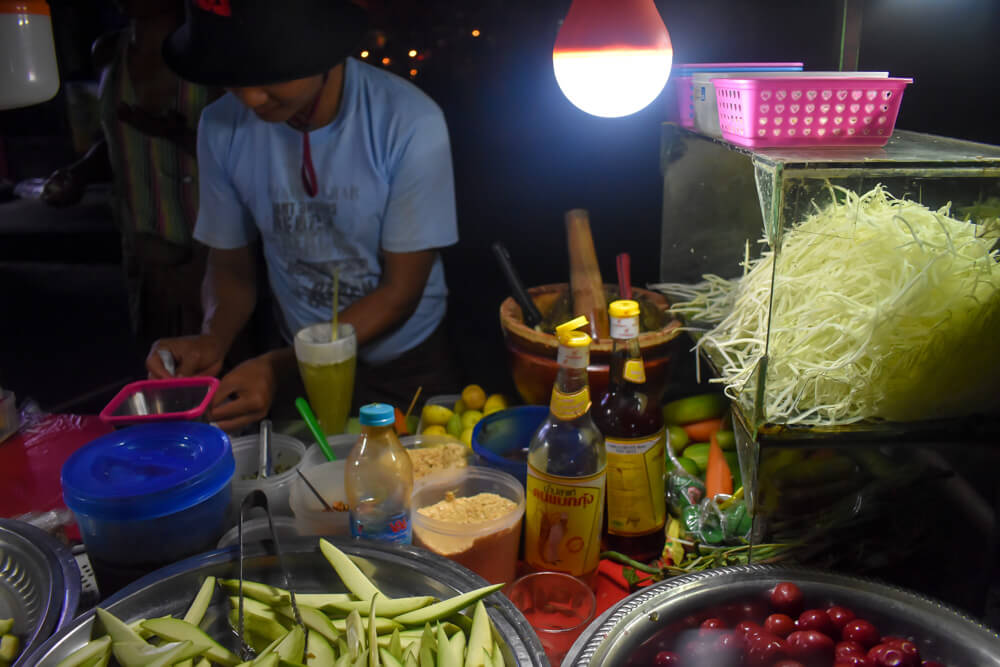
[654,184,1000,425]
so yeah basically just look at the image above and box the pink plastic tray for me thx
[672,62,804,128]
[713,76,913,148]
[99,377,220,425]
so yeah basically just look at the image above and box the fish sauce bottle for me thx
[346,403,414,544]
[592,300,666,562]
[525,315,607,581]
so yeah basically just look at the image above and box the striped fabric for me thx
[100,38,210,246]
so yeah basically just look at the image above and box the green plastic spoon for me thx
[295,396,336,461]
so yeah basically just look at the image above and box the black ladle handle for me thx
[492,242,543,328]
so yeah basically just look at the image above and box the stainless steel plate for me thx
[29,537,546,666]
[0,519,81,666]
[566,564,1000,666]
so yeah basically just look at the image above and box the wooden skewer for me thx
[404,386,423,420]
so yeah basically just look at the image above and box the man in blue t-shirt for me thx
[146,0,460,431]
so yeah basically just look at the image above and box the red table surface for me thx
[0,413,112,538]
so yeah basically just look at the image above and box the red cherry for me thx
[798,608,837,636]
[765,613,797,638]
[835,640,866,658]
[842,619,881,648]
[735,620,762,639]
[835,658,876,667]
[786,629,835,661]
[700,617,726,630]
[827,605,857,631]
[653,650,680,666]
[770,582,804,616]
[868,642,919,667]
[744,630,787,666]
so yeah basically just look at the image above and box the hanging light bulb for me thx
[0,1,60,110]
[553,0,673,118]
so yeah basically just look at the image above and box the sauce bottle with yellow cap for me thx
[524,316,606,580]
[593,300,666,562]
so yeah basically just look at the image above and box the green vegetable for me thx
[722,451,741,489]
[675,456,700,477]
[715,430,735,451]
[0,620,11,636]
[681,443,710,472]
[320,539,384,601]
[0,635,18,664]
[663,394,728,425]
[56,636,112,667]
[141,617,239,667]
[667,425,689,453]
[392,585,503,626]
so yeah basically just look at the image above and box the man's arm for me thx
[201,245,258,353]
[338,249,438,346]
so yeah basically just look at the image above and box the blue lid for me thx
[61,422,235,521]
[359,403,395,426]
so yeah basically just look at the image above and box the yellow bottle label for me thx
[550,388,591,420]
[605,429,666,537]
[525,465,606,576]
[623,359,646,384]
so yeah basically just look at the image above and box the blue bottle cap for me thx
[61,422,234,521]
[359,403,395,427]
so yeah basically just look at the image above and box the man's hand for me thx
[208,354,277,432]
[147,334,227,379]
[41,168,86,207]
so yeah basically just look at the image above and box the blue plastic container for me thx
[471,406,548,486]
[61,422,234,591]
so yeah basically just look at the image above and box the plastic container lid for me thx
[360,403,394,426]
[61,422,235,521]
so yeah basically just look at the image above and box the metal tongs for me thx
[234,490,307,661]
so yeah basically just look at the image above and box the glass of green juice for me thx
[294,322,357,434]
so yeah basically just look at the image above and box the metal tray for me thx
[0,519,81,666]
[28,537,546,666]
[565,564,1000,666]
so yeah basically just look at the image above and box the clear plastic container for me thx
[288,459,350,537]
[411,466,525,584]
[228,433,307,524]
[216,516,303,549]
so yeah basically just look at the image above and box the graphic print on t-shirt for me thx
[271,197,378,312]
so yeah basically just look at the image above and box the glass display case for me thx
[657,126,1000,619]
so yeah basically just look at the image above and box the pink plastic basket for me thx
[672,62,804,128]
[713,77,913,148]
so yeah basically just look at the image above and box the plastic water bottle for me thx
[345,403,414,544]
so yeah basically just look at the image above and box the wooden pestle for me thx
[565,209,609,339]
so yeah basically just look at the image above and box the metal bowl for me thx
[27,537,546,666]
[565,564,1000,666]
[0,519,81,666]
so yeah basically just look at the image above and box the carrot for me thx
[683,417,724,442]
[705,433,733,500]
[393,406,409,435]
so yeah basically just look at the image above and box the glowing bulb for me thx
[360,50,369,58]
[382,57,391,65]
[471,29,481,37]
[408,49,418,58]
[409,68,418,77]
[553,0,673,118]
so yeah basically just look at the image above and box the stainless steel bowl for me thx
[0,519,81,666]
[565,564,1000,666]
[28,537,546,666]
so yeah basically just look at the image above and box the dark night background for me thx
[1,0,999,412]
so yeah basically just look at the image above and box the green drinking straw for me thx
[295,396,336,461]
[330,268,339,342]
